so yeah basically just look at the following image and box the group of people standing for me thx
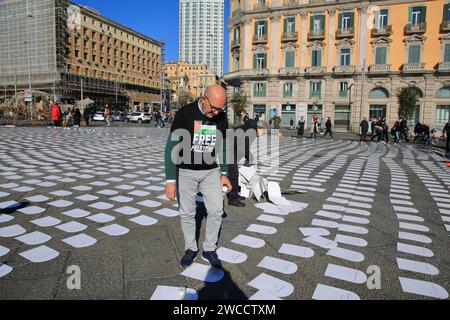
[296,115,333,140]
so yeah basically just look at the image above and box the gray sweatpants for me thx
[177,168,223,252]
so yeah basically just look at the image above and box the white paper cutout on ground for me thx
[150,286,198,300]
[98,224,129,236]
[327,247,365,263]
[110,196,133,203]
[19,245,59,263]
[246,224,277,235]
[113,206,141,215]
[323,204,345,212]
[0,245,10,257]
[240,166,257,182]
[399,222,429,232]
[180,263,224,283]
[157,194,170,201]
[129,190,150,197]
[75,194,99,202]
[87,213,115,223]
[62,233,97,248]
[129,215,158,226]
[62,209,90,218]
[96,189,119,196]
[15,231,51,245]
[312,219,340,229]
[0,201,21,209]
[0,263,13,278]
[16,205,46,216]
[38,182,57,187]
[89,202,114,210]
[50,190,72,197]
[48,200,73,208]
[397,258,439,276]
[71,186,92,191]
[335,234,368,247]
[31,216,61,227]
[312,284,360,300]
[325,263,367,284]
[137,200,162,208]
[154,208,179,217]
[338,224,368,235]
[279,243,314,258]
[0,224,27,237]
[257,214,285,224]
[0,214,14,223]
[397,242,434,257]
[299,227,330,237]
[257,256,298,275]
[267,182,290,206]
[56,221,87,233]
[399,277,449,299]
[145,186,165,191]
[315,210,342,220]
[247,273,294,298]
[231,234,265,248]
[303,236,338,249]
[216,247,248,264]
[13,186,35,192]
[0,192,10,198]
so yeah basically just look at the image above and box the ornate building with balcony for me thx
[225,0,450,132]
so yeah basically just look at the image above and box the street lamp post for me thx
[348,83,354,133]
[25,0,33,120]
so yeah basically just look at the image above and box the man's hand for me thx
[221,176,232,193]
[165,182,177,201]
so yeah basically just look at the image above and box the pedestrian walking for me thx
[104,105,111,126]
[297,116,305,137]
[323,117,333,139]
[310,115,319,139]
[73,107,82,127]
[83,106,90,127]
[360,117,369,142]
[51,102,61,127]
[289,118,294,130]
[164,85,231,269]
[400,118,409,142]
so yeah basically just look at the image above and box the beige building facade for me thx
[224,0,450,132]
[166,61,216,101]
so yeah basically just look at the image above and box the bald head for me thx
[201,85,227,118]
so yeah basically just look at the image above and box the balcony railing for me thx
[369,64,391,73]
[438,62,450,72]
[223,69,270,80]
[308,29,325,40]
[371,25,393,36]
[231,40,241,49]
[283,90,293,97]
[283,0,298,7]
[305,66,325,74]
[333,65,356,74]
[402,63,426,72]
[281,32,298,42]
[253,3,268,11]
[278,67,300,76]
[405,22,427,34]
[253,34,268,44]
[440,20,450,32]
[336,27,354,38]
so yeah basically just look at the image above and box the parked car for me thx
[112,111,127,121]
[129,112,151,123]
[93,112,105,121]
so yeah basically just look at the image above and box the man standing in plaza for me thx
[360,117,369,142]
[165,85,232,269]
[323,117,333,139]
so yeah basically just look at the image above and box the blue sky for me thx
[75,0,230,72]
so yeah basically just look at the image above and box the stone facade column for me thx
[327,9,336,72]
[228,27,233,72]
[300,10,308,69]
[269,15,281,74]
[357,4,369,68]
[244,0,252,11]
[242,17,252,70]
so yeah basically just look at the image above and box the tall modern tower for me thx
[179,0,224,77]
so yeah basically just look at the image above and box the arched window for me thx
[369,87,389,98]
[436,86,450,98]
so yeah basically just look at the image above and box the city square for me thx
[0,126,449,300]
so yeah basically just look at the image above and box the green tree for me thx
[230,90,249,125]
[397,87,419,122]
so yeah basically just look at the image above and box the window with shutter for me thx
[375,47,387,65]
[408,45,421,63]
[445,4,450,21]
[444,44,450,62]
[285,51,295,68]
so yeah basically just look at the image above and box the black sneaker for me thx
[228,199,246,207]
[180,249,198,268]
[202,251,223,269]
